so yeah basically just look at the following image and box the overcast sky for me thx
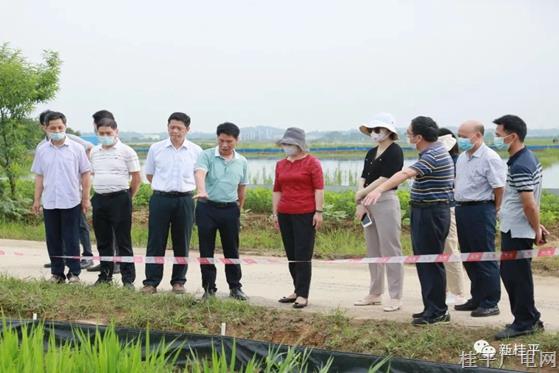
[2,0,558,133]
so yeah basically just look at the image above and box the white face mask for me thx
[370,129,388,143]
[282,145,299,156]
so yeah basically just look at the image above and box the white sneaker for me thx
[446,293,467,306]
[383,299,401,312]
[67,275,80,284]
[354,295,382,306]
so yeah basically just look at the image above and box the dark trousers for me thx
[43,205,81,278]
[278,213,315,298]
[91,191,135,284]
[455,204,500,308]
[410,205,450,318]
[144,193,194,287]
[196,201,242,292]
[500,231,541,331]
[79,212,93,256]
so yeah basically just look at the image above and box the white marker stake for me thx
[32,313,37,321]
[220,322,226,336]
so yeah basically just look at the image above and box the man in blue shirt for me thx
[493,115,547,340]
[194,122,249,301]
[363,116,454,325]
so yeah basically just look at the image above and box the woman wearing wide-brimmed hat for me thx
[272,127,324,309]
[354,113,404,312]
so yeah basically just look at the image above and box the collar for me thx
[507,146,527,166]
[419,141,439,156]
[467,142,487,159]
[48,136,70,148]
[164,138,188,149]
[214,146,239,160]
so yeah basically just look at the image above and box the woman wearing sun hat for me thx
[354,113,404,312]
[272,127,324,309]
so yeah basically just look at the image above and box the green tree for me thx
[0,43,61,197]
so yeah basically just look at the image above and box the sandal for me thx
[278,295,297,303]
[293,297,308,309]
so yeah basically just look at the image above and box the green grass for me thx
[0,276,557,371]
[0,320,343,372]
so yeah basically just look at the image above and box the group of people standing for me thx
[356,113,546,340]
[31,109,546,340]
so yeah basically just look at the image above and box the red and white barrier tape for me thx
[1,247,557,264]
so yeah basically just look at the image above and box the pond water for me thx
[139,158,559,188]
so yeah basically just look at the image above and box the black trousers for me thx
[91,190,135,284]
[410,205,450,319]
[278,213,315,298]
[455,203,500,308]
[144,193,194,287]
[196,201,242,292]
[500,230,541,331]
[43,204,81,278]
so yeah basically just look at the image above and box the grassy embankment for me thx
[1,276,557,371]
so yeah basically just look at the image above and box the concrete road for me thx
[1,238,558,332]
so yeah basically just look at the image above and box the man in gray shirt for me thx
[454,120,506,318]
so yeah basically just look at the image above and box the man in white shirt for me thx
[31,111,91,283]
[141,112,203,294]
[90,116,141,288]
[38,110,95,269]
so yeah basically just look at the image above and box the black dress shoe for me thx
[293,300,308,309]
[230,288,248,301]
[412,313,450,326]
[412,311,425,319]
[454,299,478,311]
[495,321,544,340]
[471,306,500,317]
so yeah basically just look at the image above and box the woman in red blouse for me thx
[272,127,324,309]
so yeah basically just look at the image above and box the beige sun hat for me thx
[358,112,399,139]
[438,133,457,152]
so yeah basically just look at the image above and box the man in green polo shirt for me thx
[194,122,249,300]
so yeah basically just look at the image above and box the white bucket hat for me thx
[359,112,399,139]
[438,134,457,152]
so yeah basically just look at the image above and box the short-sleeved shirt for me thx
[273,155,324,214]
[500,147,543,239]
[90,140,141,194]
[409,142,455,203]
[361,142,404,190]
[31,138,91,209]
[454,143,506,202]
[144,138,203,192]
[194,147,249,203]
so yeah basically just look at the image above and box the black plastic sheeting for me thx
[1,319,520,373]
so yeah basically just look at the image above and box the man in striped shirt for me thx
[363,116,454,325]
[493,115,547,340]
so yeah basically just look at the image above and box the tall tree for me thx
[0,43,61,197]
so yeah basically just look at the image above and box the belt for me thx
[97,189,129,197]
[455,200,494,207]
[410,201,450,208]
[200,199,238,208]
[153,191,193,197]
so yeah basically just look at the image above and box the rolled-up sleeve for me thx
[486,156,506,189]
[240,160,249,185]
[31,152,43,175]
[78,147,91,174]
